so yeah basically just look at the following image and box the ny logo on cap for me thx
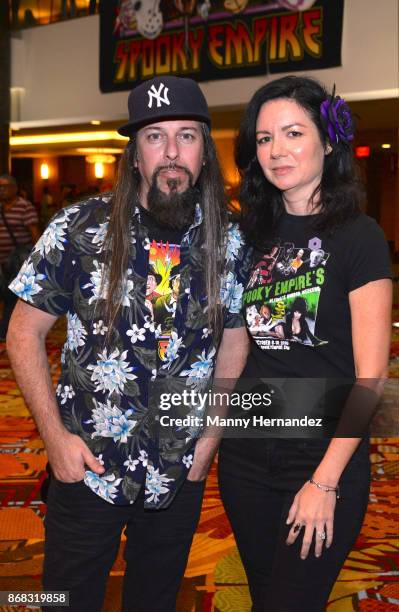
[147,83,170,109]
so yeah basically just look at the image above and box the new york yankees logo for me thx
[147,83,171,109]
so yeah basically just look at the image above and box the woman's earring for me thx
[325,144,333,155]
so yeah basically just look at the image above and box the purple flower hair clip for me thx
[320,86,355,145]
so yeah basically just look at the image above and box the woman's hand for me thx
[285,481,337,559]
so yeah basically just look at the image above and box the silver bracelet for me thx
[309,477,340,499]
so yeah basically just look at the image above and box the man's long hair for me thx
[102,123,228,339]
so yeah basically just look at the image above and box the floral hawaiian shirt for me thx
[9,195,251,508]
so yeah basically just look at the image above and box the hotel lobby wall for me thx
[364,151,399,252]
[214,137,240,190]
[353,130,398,250]
[29,156,117,203]
[32,157,59,203]
[10,0,398,128]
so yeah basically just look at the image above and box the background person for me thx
[40,186,55,229]
[0,174,40,339]
[218,76,392,611]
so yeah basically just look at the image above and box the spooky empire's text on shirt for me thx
[243,237,330,351]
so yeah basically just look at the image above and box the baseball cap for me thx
[117,76,211,136]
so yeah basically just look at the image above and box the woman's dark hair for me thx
[102,123,228,339]
[236,76,363,247]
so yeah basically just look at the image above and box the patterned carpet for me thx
[0,309,398,612]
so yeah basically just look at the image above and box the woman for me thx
[218,76,392,611]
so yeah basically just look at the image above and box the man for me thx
[7,76,250,612]
[0,174,40,339]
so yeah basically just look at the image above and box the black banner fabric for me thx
[100,0,344,93]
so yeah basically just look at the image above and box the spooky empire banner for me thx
[99,0,344,92]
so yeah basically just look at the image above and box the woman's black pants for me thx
[218,437,370,612]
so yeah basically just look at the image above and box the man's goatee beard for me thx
[146,165,199,230]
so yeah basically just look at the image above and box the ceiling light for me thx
[10,129,234,147]
[10,131,126,146]
[86,154,116,164]
[91,120,101,125]
[77,147,123,154]
[382,144,391,149]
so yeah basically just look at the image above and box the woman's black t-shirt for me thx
[243,212,392,380]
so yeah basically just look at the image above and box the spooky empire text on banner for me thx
[99,0,344,92]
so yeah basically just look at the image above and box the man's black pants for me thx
[42,476,205,612]
[218,437,370,612]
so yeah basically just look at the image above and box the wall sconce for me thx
[86,153,116,180]
[40,163,50,179]
[94,162,104,179]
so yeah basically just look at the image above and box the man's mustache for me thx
[153,164,192,179]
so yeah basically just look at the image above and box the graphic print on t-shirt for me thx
[147,240,181,360]
[243,237,330,351]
